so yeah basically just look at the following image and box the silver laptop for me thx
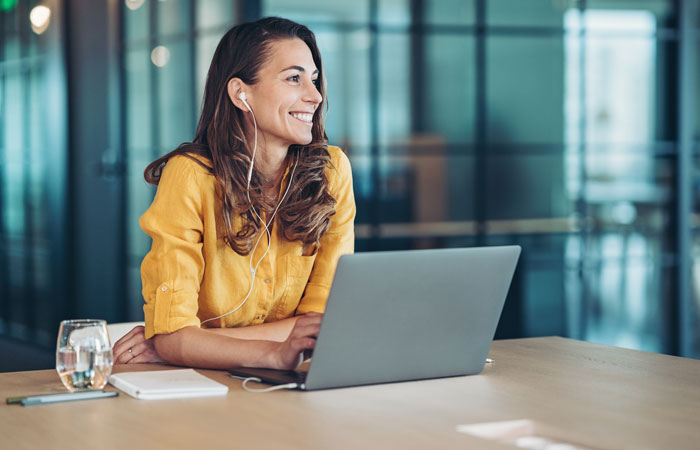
[229,245,521,390]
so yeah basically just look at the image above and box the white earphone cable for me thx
[201,94,297,326]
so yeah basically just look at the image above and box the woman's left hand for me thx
[270,312,323,370]
[113,325,165,364]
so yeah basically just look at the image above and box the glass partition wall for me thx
[258,0,695,354]
[0,0,68,348]
[1,0,697,360]
[120,0,699,356]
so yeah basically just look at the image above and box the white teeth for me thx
[290,112,313,123]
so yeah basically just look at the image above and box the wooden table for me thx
[1,337,699,449]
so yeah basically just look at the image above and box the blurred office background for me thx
[1,0,699,370]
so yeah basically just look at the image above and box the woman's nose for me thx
[303,79,323,105]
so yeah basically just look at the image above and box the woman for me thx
[112,17,355,370]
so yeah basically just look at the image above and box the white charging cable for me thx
[241,377,299,393]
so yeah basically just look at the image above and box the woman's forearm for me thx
[205,316,301,342]
[152,326,280,370]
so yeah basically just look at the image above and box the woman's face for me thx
[245,38,323,150]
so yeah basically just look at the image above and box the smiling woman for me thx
[112,17,356,371]
[230,46,323,149]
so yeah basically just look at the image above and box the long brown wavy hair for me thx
[144,17,336,255]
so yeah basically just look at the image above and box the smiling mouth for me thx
[290,112,313,124]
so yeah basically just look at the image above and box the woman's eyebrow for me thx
[279,65,319,75]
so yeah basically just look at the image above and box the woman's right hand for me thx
[113,325,165,364]
[271,312,323,370]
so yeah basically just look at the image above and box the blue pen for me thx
[17,390,118,406]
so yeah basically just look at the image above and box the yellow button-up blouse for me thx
[140,146,355,339]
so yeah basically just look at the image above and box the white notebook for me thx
[109,369,228,400]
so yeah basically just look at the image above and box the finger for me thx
[115,345,138,365]
[112,325,144,349]
[128,354,151,364]
[289,336,317,353]
[112,326,145,357]
[128,350,163,364]
[115,349,134,365]
[289,327,319,343]
[114,334,148,364]
[125,340,154,360]
[292,316,323,331]
[290,322,321,338]
[115,341,138,364]
[114,344,130,364]
[119,336,158,364]
[120,351,135,364]
[113,328,147,359]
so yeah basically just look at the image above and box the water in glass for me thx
[56,319,113,391]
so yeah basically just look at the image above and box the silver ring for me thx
[128,348,133,354]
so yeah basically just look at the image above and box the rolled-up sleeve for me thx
[296,148,356,314]
[140,156,205,339]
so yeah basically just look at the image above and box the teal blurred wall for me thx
[1,0,699,370]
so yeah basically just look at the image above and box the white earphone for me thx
[201,91,298,326]
[238,92,255,183]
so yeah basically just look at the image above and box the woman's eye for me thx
[288,75,300,83]
[312,78,319,87]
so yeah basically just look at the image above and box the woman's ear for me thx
[227,78,250,112]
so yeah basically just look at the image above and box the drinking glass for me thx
[56,319,114,391]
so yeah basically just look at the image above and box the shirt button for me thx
[264,278,271,283]
[161,286,168,292]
